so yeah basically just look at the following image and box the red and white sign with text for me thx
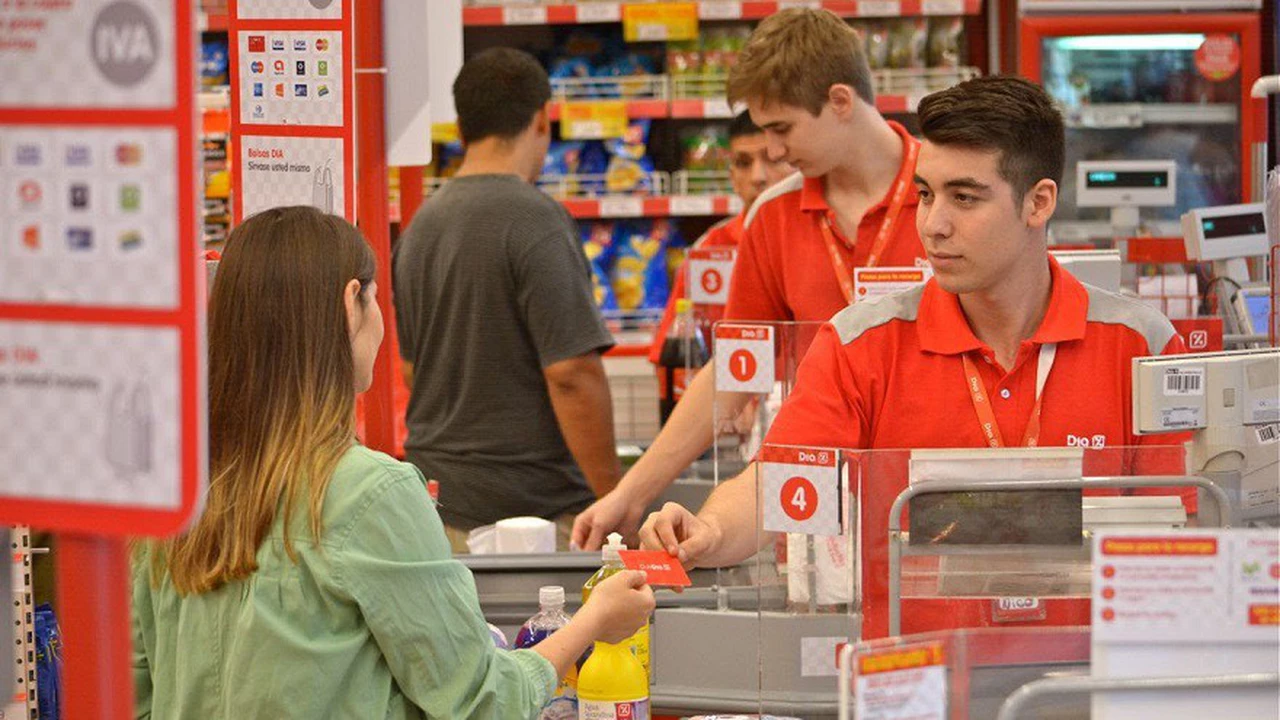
[760,446,843,537]
[853,642,948,720]
[688,247,735,306]
[0,0,204,535]
[854,266,931,303]
[230,0,354,221]
[714,323,774,394]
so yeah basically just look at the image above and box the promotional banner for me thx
[0,0,204,535]
[229,0,354,221]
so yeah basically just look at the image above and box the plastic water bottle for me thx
[514,586,577,719]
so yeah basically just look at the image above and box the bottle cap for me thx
[602,532,626,563]
[539,585,565,608]
[675,298,693,314]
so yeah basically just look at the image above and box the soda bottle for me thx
[657,298,709,425]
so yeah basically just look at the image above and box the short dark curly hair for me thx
[917,76,1064,203]
[453,48,552,145]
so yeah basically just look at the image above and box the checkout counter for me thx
[463,319,1278,719]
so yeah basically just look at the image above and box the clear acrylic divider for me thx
[746,442,1225,718]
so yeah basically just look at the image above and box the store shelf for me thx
[1063,103,1240,129]
[426,174,743,218]
[463,0,982,26]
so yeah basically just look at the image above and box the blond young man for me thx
[574,9,927,549]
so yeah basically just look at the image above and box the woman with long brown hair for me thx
[132,207,653,719]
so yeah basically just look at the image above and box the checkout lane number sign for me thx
[760,446,843,537]
[714,323,773,394]
[688,247,734,305]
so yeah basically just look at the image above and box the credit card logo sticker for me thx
[316,60,328,76]
[65,145,93,167]
[293,38,308,52]
[70,183,90,210]
[271,38,285,52]
[248,35,265,52]
[293,83,307,98]
[295,60,306,75]
[316,84,330,98]
[250,60,264,74]
[66,227,94,251]
[115,143,143,166]
[21,225,41,251]
[120,184,142,212]
[118,230,143,252]
[272,59,285,75]
[315,37,329,52]
[18,180,43,210]
[15,144,42,166]
[253,82,264,97]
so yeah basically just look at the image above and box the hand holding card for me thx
[618,549,692,587]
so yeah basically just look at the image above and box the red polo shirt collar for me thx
[799,120,920,218]
[917,255,1089,356]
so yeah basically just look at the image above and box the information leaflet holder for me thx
[0,2,205,718]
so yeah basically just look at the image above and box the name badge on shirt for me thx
[853,266,931,303]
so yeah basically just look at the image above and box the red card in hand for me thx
[618,549,692,587]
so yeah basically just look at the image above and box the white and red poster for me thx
[0,0,204,535]
[229,0,353,221]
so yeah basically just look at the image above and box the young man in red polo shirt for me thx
[647,111,793,366]
[573,8,927,549]
[638,77,1190,578]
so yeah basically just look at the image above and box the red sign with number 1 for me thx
[714,323,774,394]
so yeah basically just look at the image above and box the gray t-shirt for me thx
[393,174,614,529]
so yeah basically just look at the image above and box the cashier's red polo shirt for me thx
[765,256,1188,458]
[764,257,1194,639]
[648,213,745,364]
[724,120,927,324]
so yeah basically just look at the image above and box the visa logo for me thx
[15,144,42,166]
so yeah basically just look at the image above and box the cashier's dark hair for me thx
[917,76,1064,207]
[453,47,552,144]
[154,206,375,595]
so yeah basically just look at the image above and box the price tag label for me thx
[853,266,931,303]
[922,0,965,14]
[670,195,715,216]
[502,5,549,24]
[688,248,735,305]
[714,324,774,394]
[619,549,693,587]
[703,98,734,118]
[600,196,644,217]
[575,2,622,22]
[699,0,743,19]
[859,0,903,16]
[559,100,629,140]
[760,446,843,536]
[622,2,699,42]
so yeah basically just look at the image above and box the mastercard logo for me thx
[315,38,329,52]
[250,60,264,74]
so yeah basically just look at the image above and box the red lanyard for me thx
[962,344,1057,448]
[818,137,921,304]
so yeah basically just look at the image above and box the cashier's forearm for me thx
[697,463,771,567]
[545,354,622,497]
[616,367,725,505]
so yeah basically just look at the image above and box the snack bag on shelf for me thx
[611,220,675,312]
[432,141,465,179]
[579,141,610,195]
[543,141,587,197]
[605,120,655,194]
[201,37,229,88]
[599,53,660,99]
[681,125,730,175]
[583,222,619,312]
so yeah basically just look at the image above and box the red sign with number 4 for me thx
[759,446,843,537]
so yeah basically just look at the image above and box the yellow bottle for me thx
[581,533,651,682]
[577,640,649,720]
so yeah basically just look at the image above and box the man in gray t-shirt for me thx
[393,48,621,541]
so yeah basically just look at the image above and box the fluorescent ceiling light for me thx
[1054,34,1207,52]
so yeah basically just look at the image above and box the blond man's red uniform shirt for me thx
[725,121,927,324]
[762,257,1192,638]
[648,213,745,364]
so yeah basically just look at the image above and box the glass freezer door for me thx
[1042,32,1245,238]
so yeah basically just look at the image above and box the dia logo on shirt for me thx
[1066,434,1107,449]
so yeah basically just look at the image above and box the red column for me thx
[57,535,132,720]
[354,0,397,455]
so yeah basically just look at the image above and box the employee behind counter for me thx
[639,77,1194,637]
[132,207,654,720]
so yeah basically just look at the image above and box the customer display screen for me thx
[1085,170,1169,189]
[1244,294,1271,334]
[1201,212,1266,241]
